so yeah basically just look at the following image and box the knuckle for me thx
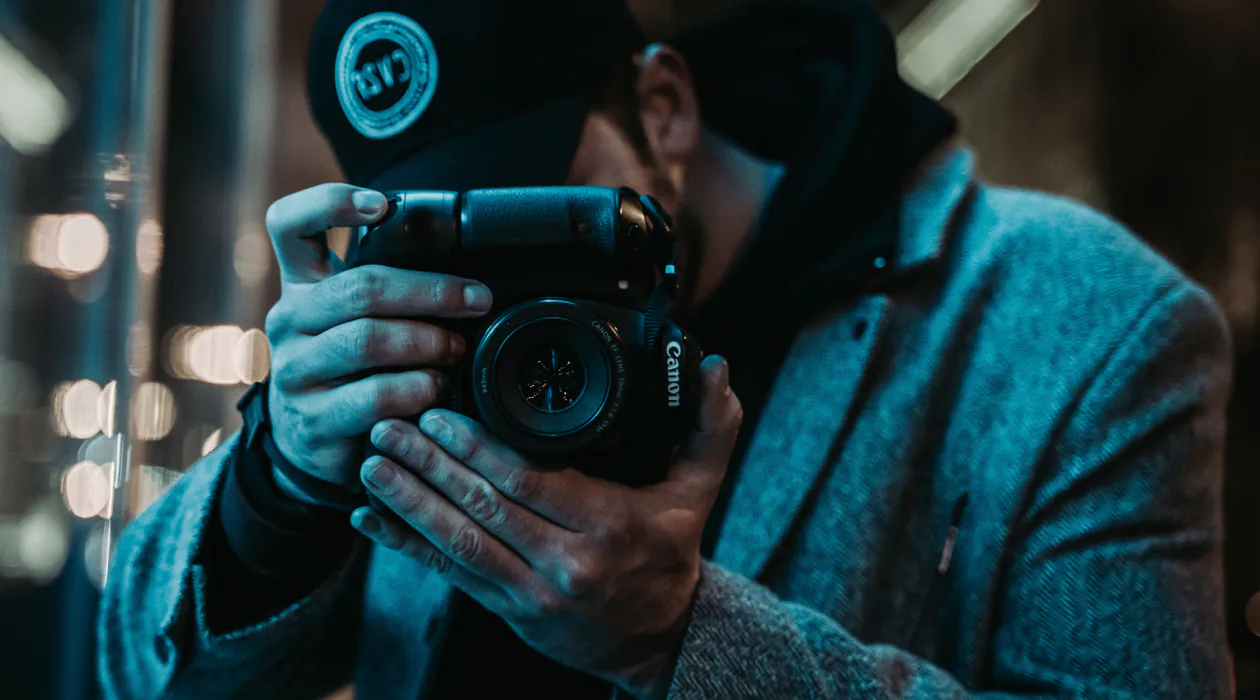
[498,467,536,502]
[422,327,449,360]
[460,483,503,525]
[336,268,385,316]
[342,379,375,417]
[532,591,564,617]
[449,525,482,563]
[362,321,391,362]
[594,515,631,549]
[426,276,459,311]
[401,373,441,413]
[419,372,444,402]
[402,325,441,362]
[559,555,604,599]
[397,488,427,517]
[426,549,453,574]
[338,319,377,360]
[264,304,290,339]
[294,406,322,446]
[363,379,400,418]
[263,200,287,235]
[399,538,432,563]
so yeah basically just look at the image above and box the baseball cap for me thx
[307,0,649,191]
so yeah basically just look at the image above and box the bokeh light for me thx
[58,213,111,275]
[168,324,269,385]
[26,214,62,270]
[136,218,164,275]
[0,506,68,584]
[17,503,70,584]
[132,381,177,441]
[52,379,104,439]
[128,322,152,377]
[27,213,110,279]
[235,328,271,383]
[0,32,73,156]
[61,461,112,519]
[188,325,243,384]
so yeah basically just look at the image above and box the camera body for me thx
[345,187,702,486]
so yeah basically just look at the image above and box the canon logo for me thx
[665,341,682,407]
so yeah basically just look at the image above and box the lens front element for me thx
[518,345,586,413]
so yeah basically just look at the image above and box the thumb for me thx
[665,354,743,500]
[264,183,388,286]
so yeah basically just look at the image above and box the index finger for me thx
[285,265,494,334]
[264,183,388,285]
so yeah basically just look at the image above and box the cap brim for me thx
[365,92,592,192]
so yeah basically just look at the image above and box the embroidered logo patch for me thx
[335,12,439,140]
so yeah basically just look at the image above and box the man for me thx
[98,0,1234,698]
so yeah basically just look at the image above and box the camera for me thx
[345,187,702,487]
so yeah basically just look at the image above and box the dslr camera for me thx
[346,187,701,487]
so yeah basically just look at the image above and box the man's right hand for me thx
[261,183,495,493]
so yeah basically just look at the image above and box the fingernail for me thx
[464,284,493,313]
[449,333,466,357]
[353,190,387,217]
[362,457,397,492]
[351,509,382,537]
[420,413,452,444]
[371,423,399,451]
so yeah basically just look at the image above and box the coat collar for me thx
[894,146,976,273]
[711,146,977,580]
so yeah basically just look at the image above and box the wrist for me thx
[616,604,692,700]
[271,464,334,508]
[219,436,355,581]
[618,647,680,700]
[239,381,366,513]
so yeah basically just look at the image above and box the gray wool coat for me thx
[98,148,1234,699]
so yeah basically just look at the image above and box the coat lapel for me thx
[713,294,892,580]
[710,147,977,581]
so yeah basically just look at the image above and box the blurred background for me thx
[0,0,1257,697]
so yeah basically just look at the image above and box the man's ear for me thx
[635,44,702,194]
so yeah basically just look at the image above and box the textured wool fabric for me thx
[97,149,1232,699]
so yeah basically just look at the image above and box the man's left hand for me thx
[351,355,742,699]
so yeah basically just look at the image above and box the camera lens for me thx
[517,345,586,413]
[471,299,631,454]
[492,319,609,438]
